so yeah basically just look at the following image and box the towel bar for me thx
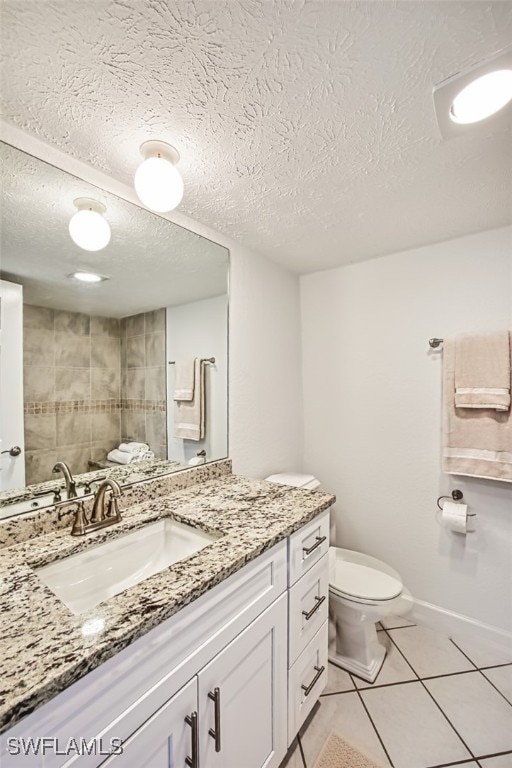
[168,357,216,365]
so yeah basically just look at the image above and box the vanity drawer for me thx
[288,553,328,667]
[288,509,329,586]
[287,621,328,746]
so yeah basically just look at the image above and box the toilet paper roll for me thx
[441,500,468,534]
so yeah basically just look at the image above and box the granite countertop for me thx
[0,472,334,733]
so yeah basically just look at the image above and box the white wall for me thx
[301,227,512,635]
[166,295,228,465]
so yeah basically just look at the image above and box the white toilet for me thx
[265,472,406,683]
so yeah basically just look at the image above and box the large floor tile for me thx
[425,671,512,756]
[482,665,512,704]
[360,681,471,768]
[451,636,512,668]
[299,692,391,767]
[353,632,417,689]
[387,625,475,678]
[278,737,304,768]
[322,662,355,695]
[379,614,415,630]
[479,755,512,767]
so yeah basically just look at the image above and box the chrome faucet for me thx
[71,479,123,536]
[52,461,77,499]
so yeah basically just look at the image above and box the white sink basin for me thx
[36,518,217,614]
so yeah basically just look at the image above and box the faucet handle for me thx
[71,502,89,536]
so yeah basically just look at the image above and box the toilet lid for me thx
[330,549,402,602]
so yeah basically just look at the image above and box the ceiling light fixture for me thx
[433,46,512,139]
[69,198,111,252]
[450,69,512,124]
[69,271,107,283]
[134,140,184,213]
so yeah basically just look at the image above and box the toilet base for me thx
[328,643,386,683]
[328,603,388,683]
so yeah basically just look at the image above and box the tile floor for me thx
[280,617,512,768]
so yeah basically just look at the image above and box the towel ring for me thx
[436,490,463,510]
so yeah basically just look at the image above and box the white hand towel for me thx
[119,442,150,454]
[173,359,196,401]
[454,331,511,412]
[107,449,138,465]
[174,358,205,441]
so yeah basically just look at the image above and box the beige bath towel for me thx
[173,359,196,401]
[443,336,512,482]
[174,358,205,441]
[454,331,510,411]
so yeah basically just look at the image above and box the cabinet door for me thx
[199,593,287,768]
[100,678,197,768]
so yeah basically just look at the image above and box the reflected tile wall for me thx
[23,305,122,484]
[120,308,167,459]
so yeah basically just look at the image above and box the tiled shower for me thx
[23,304,167,485]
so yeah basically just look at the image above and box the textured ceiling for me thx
[0,143,228,317]
[1,0,511,273]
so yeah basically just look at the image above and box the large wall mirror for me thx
[0,141,229,518]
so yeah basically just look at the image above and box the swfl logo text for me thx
[6,737,123,757]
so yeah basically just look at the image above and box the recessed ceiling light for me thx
[433,46,512,139]
[69,271,107,283]
[69,198,111,252]
[450,69,512,124]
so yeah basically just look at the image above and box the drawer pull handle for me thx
[208,687,221,752]
[302,595,326,621]
[303,535,326,557]
[301,665,325,697]
[185,711,198,768]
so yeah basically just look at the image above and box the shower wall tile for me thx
[24,328,55,367]
[56,413,92,448]
[24,366,55,402]
[126,335,145,368]
[91,368,120,399]
[54,310,90,336]
[125,313,145,337]
[55,368,91,401]
[23,305,54,331]
[91,316,121,337]
[23,305,122,484]
[145,308,165,334]
[145,332,165,367]
[25,449,58,485]
[146,366,166,401]
[55,333,90,367]
[24,414,57,452]
[90,336,120,369]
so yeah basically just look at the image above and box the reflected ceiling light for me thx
[69,198,111,252]
[450,69,512,124]
[134,140,184,213]
[69,271,107,283]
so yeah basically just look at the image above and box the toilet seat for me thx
[329,547,402,605]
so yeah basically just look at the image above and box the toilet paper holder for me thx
[436,489,463,510]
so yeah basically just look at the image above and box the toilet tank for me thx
[264,473,321,491]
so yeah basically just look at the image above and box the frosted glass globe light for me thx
[69,199,111,252]
[134,141,184,213]
[450,69,512,124]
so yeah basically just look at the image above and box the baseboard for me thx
[402,593,512,657]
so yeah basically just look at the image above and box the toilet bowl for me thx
[328,547,403,682]
[264,472,406,684]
